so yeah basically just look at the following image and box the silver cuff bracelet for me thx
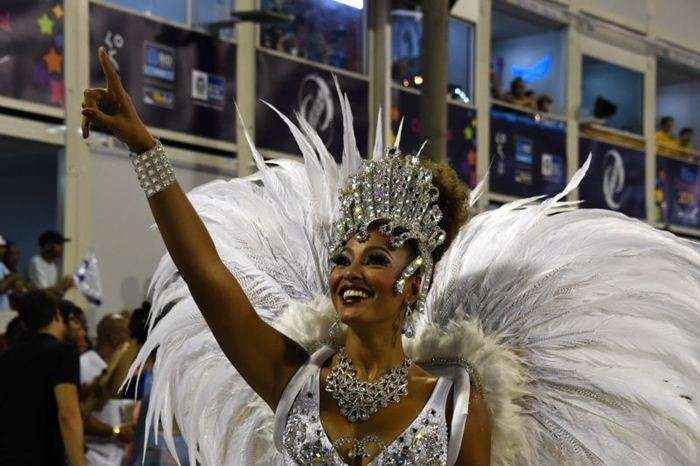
[131,140,176,197]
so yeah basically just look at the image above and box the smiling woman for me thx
[81,46,699,466]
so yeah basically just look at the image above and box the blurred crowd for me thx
[656,115,696,154]
[0,231,188,465]
[259,0,363,73]
[492,76,554,114]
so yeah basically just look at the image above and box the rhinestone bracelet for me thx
[130,140,176,197]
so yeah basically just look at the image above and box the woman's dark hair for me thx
[421,160,470,262]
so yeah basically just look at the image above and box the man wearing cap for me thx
[28,230,75,298]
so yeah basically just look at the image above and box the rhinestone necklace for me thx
[325,347,412,423]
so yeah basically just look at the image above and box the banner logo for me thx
[298,74,335,145]
[602,149,625,210]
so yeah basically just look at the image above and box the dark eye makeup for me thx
[331,253,351,267]
[365,251,391,266]
[330,248,391,268]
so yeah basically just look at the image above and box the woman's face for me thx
[329,228,418,331]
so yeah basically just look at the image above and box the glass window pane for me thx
[448,18,474,103]
[657,59,700,151]
[391,11,474,103]
[260,0,367,74]
[581,56,644,135]
[193,0,236,40]
[490,7,567,115]
[103,0,187,23]
[193,0,234,23]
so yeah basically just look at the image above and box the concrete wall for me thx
[88,147,231,330]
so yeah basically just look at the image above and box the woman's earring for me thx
[402,302,415,338]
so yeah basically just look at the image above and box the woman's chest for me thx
[281,371,450,465]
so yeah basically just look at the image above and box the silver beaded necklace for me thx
[325,347,413,423]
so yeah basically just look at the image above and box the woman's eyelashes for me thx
[365,252,390,266]
[331,253,351,267]
[331,251,391,267]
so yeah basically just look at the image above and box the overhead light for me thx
[402,79,410,87]
[331,0,363,9]
[414,75,424,85]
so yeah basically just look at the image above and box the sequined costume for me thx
[130,87,700,465]
[277,346,454,465]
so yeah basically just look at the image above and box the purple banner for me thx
[390,89,478,188]
[489,105,567,197]
[89,3,236,142]
[0,1,64,108]
[656,156,700,229]
[578,138,646,219]
[255,50,369,161]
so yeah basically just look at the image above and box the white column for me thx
[644,56,657,223]
[62,0,92,308]
[475,0,492,210]
[566,5,582,200]
[368,0,392,149]
[645,0,658,224]
[235,0,257,177]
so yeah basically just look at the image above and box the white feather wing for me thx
[130,91,367,464]
[425,162,700,465]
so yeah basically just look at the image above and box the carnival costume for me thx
[130,86,700,465]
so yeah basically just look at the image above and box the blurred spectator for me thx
[679,127,694,149]
[0,238,28,310]
[592,96,617,123]
[81,313,134,466]
[3,240,20,273]
[29,230,75,298]
[123,302,190,465]
[503,77,527,105]
[59,300,90,354]
[0,290,85,466]
[536,94,553,113]
[523,89,536,108]
[489,70,502,100]
[656,116,677,148]
[3,316,30,349]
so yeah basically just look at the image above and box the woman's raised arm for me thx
[81,47,306,409]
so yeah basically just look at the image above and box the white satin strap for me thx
[447,367,471,466]
[273,345,336,452]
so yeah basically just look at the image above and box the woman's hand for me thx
[81,47,156,153]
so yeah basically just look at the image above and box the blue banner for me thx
[89,3,237,143]
[489,105,567,197]
[390,89,478,188]
[656,156,700,229]
[578,138,646,219]
[256,50,369,162]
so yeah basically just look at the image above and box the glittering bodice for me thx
[281,361,452,465]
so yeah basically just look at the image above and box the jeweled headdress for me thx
[331,140,446,313]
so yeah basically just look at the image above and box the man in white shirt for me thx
[80,313,135,466]
[28,230,74,298]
